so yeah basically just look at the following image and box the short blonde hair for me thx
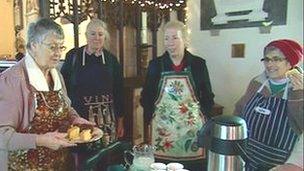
[164,20,189,47]
[85,19,110,48]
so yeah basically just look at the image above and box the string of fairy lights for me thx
[99,0,185,10]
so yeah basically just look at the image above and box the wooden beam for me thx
[72,0,79,48]
[39,0,50,18]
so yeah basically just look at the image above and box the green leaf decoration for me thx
[191,142,199,152]
[186,130,195,137]
[157,104,167,113]
[168,93,179,101]
[160,146,165,152]
[155,138,163,151]
[156,145,162,151]
[184,139,192,152]
[168,114,176,123]
[156,137,162,142]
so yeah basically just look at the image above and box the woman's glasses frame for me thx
[260,56,286,63]
[41,42,66,52]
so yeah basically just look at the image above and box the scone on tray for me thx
[67,125,93,142]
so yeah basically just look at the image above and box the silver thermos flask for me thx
[198,115,247,171]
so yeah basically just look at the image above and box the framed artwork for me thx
[200,0,288,30]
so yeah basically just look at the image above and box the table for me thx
[71,141,131,171]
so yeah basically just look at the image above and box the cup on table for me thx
[167,162,184,171]
[150,162,167,171]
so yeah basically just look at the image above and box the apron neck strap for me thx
[82,48,105,66]
[82,48,85,66]
[257,80,268,93]
[282,81,289,99]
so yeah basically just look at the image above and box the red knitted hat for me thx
[265,39,303,66]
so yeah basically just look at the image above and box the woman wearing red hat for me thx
[234,39,303,171]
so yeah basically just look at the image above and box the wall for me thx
[0,0,15,59]
[187,0,303,114]
[55,18,89,59]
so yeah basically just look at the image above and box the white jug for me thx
[124,144,155,171]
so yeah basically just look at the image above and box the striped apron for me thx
[241,80,298,170]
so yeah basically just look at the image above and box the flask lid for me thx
[212,115,247,140]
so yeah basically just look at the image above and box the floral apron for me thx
[240,80,298,170]
[152,65,206,161]
[8,89,72,171]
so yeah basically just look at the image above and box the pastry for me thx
[80,129,92,141]
[67,125,94,142]
[67,126,80,140]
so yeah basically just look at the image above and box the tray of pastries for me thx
[67,124,103,144]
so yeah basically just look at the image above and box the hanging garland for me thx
[99,0,186,10]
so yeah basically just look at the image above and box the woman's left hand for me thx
[116,117,124,138]
[288,71,303,90]
[73,117,95,126]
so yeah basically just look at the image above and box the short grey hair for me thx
[85,19,110,48]
[26,18,64,50]
[164,20,189,47]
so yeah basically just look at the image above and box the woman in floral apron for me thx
[141,21,214,170]
[0,18,98,171]
[234,39,303,171]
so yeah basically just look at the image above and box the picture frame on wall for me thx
[200,0,288,30]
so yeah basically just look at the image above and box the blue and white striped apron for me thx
[240,80,298,170]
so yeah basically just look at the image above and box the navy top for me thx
[61,46,124,118]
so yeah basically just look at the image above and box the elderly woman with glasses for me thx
[234,39,303,171]
[0,18,99,171]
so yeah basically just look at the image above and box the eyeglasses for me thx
[41,42,66,52]
[260,57,286,63]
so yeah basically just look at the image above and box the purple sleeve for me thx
[0,127,37,150]
[0,74,37,151]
